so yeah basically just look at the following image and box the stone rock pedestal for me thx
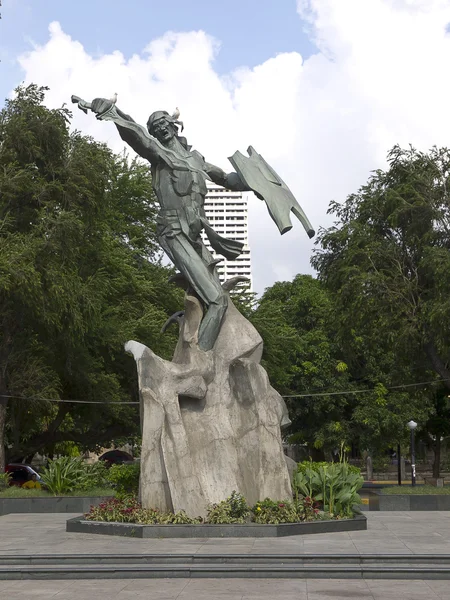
[125,294,292,518]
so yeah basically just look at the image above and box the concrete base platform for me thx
[66,514,367,538]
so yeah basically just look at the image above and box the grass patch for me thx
[382,485,450,495]
[0,487,115,498]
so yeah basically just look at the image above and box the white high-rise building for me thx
[201,183,253,291]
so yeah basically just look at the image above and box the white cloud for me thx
[14,2,450,294]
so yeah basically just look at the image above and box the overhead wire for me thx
[1,377,449,404]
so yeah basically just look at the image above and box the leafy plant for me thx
[106,462,140,497]
[40,456,89,495]
[74,460,109,492]
[0,472,11,489]
[206,490,250,524]
[252,498,299,524]
[84,491,353,526]
[297,461,361,476]
[86,497,201,524]
[0,486,114,498]
[293,461,363,517]
[295,495,321,521]
[227,490,250,519]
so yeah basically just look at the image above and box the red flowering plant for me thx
[85,497,201,525]
[252,498,300,524]
[295,495,322,521]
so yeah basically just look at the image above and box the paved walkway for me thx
[1,512,450,598]
[2,511,450,555]
[0,577,448,599]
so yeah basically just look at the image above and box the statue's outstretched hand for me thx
[91,98,115,120]
[71,95,114,120]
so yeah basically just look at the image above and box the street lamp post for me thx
[407,420,418,487]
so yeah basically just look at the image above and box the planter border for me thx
[0,496,113,516]
[66,514,367,538]
[369,490,450,511]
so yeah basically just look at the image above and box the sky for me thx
[2,0,450,294]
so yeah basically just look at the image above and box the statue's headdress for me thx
[147,109,189,149]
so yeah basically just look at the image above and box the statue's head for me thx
[147,111,177,143]
[147,110,190,150]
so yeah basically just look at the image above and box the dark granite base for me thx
[66,514,367,538]
[369,491,450,511]
[0,496,113,516]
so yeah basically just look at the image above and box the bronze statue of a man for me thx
[72,95,315,351]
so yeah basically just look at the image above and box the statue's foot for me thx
[161,311,185,334]
[222,276,251,292]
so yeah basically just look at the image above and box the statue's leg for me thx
[160,233,227,350]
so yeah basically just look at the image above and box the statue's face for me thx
[151,117,175,143]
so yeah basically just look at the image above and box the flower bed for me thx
[84,491,355,526]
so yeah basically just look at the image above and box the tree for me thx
[253,275,356,457]
[0,84,182,468]
[312,145,450,475]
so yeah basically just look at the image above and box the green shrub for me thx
[106,462,140,497]
[293,462,363,518]
[78,461,109,491]
[39,457,111,495]
[84,492,351,526]
[0,472,11,489]
[206,490,250,524]
[252,498,298,524]
[371,456,391,472]
[40,456,89,495]
[86,497,201,524]
[297,461,361,476]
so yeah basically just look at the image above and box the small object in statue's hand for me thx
[91,98,115,118]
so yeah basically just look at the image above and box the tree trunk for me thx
[0,367,8,471]
[25,453,35,464]
[424,341,450,390]
[0,399,6,472]
[432,436,441,478]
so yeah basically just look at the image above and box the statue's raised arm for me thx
[72,95,159,163]
[71,95,207,176]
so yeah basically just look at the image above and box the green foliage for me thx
[106,462,140,497]
[40,456,89,494]
[382,485,450,495]
[0,486,114,498]
[312,145,450,472]
[252,498,299,524]
[227,490,251,519]
[39,456,109,494]
[297,461,361,476]
[293,462,363,518]
[84,491,355,525]
[251,275,357,455]
[206,490,250,524]
[0,471,11,489]
[86,497,201,524]
[85,494,335,525]
[82,460,109,490]
[371,456,391,472]
[0,487,49,498]
[0,84,183,468]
